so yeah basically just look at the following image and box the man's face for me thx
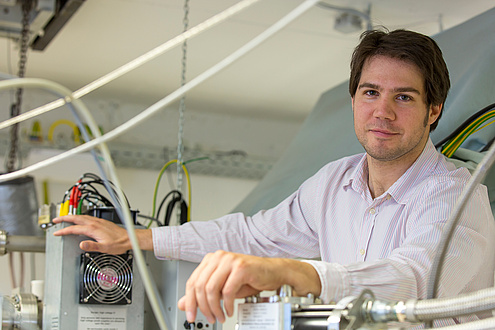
[352,55,441,165]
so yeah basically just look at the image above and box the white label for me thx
[238,303,280,329]
[78,306,126,330]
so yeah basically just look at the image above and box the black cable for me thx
[481,136,495,152]
[156,190,188,226]
[137,214,159,224]
[156,190,183,224]
[79,174,132,208]
[435,102,495,149]
[82,172,102,181]
[164,194,188,226]
[78,182,113,206]
[60,173,131,214]
[79,194,108,207]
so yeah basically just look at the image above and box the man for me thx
[53,29,495,327]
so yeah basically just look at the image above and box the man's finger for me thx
[80,240,101,252]
[204,255,238,323]
[184,254,217,323]
[53,215,90,224]
[221,263,252,318]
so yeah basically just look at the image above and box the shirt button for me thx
[369,208,376,214]
[359,249,365,255]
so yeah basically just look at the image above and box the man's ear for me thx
[429,103,442,125]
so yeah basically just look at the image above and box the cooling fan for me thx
[79,251,134,305]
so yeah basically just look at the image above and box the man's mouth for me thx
[369,128,398,137]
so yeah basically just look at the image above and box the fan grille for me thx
[80,252,133,305]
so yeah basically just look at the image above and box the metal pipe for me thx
[0,230,46,255]
[366,287,495,324]
[407,287,495,322]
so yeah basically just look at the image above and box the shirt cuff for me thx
[152,226,180,260]
[300,260,350,303]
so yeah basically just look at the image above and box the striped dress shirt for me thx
[153,138,495,325]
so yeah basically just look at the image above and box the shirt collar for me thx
[344,138,440,204]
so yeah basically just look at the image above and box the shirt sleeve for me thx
[151,180,322,262]
[302,183,495,305]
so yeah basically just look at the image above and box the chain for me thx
[7,0,33,172]
[175,0,189,223]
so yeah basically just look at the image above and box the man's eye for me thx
[397,95,411,101]
[365,90,378,96]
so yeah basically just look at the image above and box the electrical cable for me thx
[435,103,495,148]
[155,190,185,226]
[150,159,191,228]
[0,0,320,183]
[0,79,172,330]
[480,136,495,152]
[441,108,495,157]
[426,132,495,328]
[152,157,212,228]
[0,3,322,327]
[47,119,81,144]
[0,0,262,131]
[9,253,16,289]
[435,103,495,154]
[164,194,188,226]
[6,0,33,173]
[176,0,190,226]
[68,174,128,215]
[62,178,122,216]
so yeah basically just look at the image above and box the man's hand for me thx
[52,215,152,254]
[177,250,321,324]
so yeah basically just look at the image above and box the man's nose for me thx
[373,98,396,120]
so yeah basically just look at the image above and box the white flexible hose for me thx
[0,0,261,131]
[434,316,495,330]
[0,0,320,184]
[0,78,172,330]
[406,286,495,322]
[0,2,321,328]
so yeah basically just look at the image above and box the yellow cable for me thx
[443,111,495,157]
[182,162,192,222]
[43,180,49,204]
[47,119,80,144]
[450,113,495,156]
[474,117,495,133]
[150,159,192,228]
[59,200,69,216]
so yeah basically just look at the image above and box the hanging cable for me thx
[6,0,33,173]
[6,0,34,294]
[176,0,190,224]
[0,78,172,330]
[150,159,191,228]
[0,0,320,185]
[426,136,495,327]
[0,2,322,327]
[435,103,495,153]
[0,0,262,131]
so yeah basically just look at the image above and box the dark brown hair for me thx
[349,29,450,131]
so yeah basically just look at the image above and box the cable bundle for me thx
[147,159,192,228]
[436,103,495,157]
[59,173,130,216]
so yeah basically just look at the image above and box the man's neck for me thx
[367,158,411,198]
[366,140,429,199]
